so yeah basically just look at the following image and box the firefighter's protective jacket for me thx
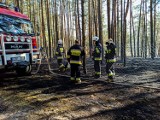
[92,44,102,61]
[105,43,116,62]
[67,45,85,65]
[56,44,64,59]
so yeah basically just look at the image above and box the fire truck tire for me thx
[25,64,32,75]
[16,64,31,76]
[16,61,32,76]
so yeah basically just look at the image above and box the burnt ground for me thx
[0,58,160,120]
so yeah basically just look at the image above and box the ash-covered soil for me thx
[0,58,160,120]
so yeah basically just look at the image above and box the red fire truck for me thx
[0,3,40,75]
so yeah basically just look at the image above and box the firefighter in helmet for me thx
[56,39,65,71]
[92,36,102,78]
[105,38,116,81]
[67,40,85,83]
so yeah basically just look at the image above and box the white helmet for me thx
[92,36,99,41]
[108,38,113,44]
[58,39,63,44]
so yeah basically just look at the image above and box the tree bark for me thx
[81,0,86,74]
[98,0,104,60]
[137,0,143,57]
[107,0,111,38]
[77,0,81,44]
[92,0,98,36]
[88,0,92,57]
[150,0,154,59]
[130,0,133,57]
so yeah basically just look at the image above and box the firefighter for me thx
[105,38,116,81]
[67,40,85,83]
[92,36,102,78]
[56,39,65,71]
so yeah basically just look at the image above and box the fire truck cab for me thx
[0,3,40,75]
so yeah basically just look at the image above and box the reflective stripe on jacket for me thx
[105,43,116,62]
[67,44,85,65]
[56,45,64,59]
[93,45,102,61]
[106,58,116,63]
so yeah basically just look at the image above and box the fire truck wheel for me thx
[25,64,32,75]
[16,64,32,76]
[16,65,31,76]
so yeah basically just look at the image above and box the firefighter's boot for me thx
[75,78,81,84]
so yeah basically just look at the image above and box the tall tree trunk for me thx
[74,0,78,40]
[130,0,133,57]
[81,0,85,48]
[55,0,59,44]
[150,0,154,59]
[51,1,56,49]
[88,0,92,57]
[107,0,111,38]
[131,0,136,57]
[111,1,114,39]
[116,0,120,57]
[154,0,156,57]
[92,0,98,36]
[46,0,52,58]
[29,0,32,21]
[98,0,104,60]
[98,0,102,41]
[145,0,148,58]
[111,0,117,41]
[41,0,46,48]
[60,0,64,40]
[81,0,86,74]
[77,0,81,44]
[66,1,70,47]
[123,0,129,66]
[121,0,124,61]
[38,0,43,47]
[141,0,145,57]
[137,0,143,57]
[114,0,117,43]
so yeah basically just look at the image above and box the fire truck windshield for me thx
[0,14,34,36]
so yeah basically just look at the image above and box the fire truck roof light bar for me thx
[4,42,32,44]
[20,37,25,42]
[6,35,11,42]
[13,36,18,42]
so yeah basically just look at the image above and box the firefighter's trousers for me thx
[70,64,81,80]
[106,62,115,79]
[94,60,101,77]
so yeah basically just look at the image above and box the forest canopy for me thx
[0,0,160,62]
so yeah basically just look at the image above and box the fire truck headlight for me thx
[13,36,18,42]
[26,39,31,42]
[6,35,11,42]
[20,36,25,42]
[26,37,31,42]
